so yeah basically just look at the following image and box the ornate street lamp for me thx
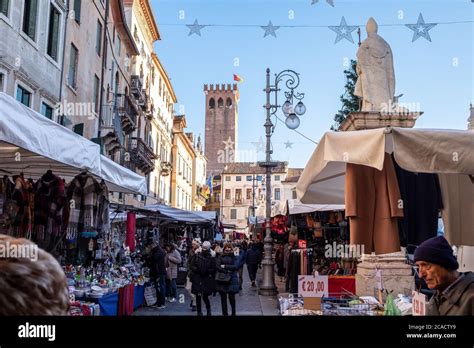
[259,68,305,296]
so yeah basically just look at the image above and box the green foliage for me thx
[331,59,359,131]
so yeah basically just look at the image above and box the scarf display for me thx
[11,175,34,238]
[66,172,102,240]
[34,172,67,240]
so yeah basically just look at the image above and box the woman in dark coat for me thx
[216,243,239,316]
[189,241,216,316]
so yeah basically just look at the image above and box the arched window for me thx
[226,97,232,108]
[217,98,224,108]
[209,98,215,109]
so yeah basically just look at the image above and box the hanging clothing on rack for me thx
[66,172,102,239]
[34,171,67,241]
[11,174,33,238]
[97,180,110,234]
[345,153,403,254]
[0,176,15,229]
[392,155,443,247]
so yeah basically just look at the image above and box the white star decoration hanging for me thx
[187,19,207,36]
[261,21,280,38]
[328,16,358,44]
[252,137,265,153]
[223,137,234,150]
[311,0,335,7]
[284,141,293,149]
[405,13,437,42]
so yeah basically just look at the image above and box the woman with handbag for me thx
[189,241,216,316]
[216,243,239,316]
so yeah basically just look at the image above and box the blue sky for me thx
[151,0,473,168]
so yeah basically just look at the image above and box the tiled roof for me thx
[221,161,287,174]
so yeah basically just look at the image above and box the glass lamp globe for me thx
[285,114,300,130]
[294,101,306,116]
[282,100,293,117]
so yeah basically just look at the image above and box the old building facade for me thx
[193,135,208,211]
[171,115,194,210]
[204,83,239,176]
[0,0,67,115]
[220,162,288,234]
[147,53,176,205]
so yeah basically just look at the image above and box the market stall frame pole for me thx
[259,68,306,296]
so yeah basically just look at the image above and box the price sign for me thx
[298,275,328,298]
[298,240,307,249]
[412,291,427,316]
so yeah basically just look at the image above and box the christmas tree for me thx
[331,59,359,131]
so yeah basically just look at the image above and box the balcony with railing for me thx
[131,75,143,99]
[160,161,172,176]
[100,104,122,154]
[115,94,138,134]
[130,137,156,174]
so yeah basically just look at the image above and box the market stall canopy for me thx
[108,211,148,222]
[296,127,474,204]
[193,211,217,221]
[101,155,147,195]
[248,216,266,225]
[287,199,345,215]
[143,204,213,224]
[0,92,101,178]
[0,92,147,195]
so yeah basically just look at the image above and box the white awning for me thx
[0,92,147,195]
[101,155,147,195]
[287,199,345,215]
[296,127,474,204]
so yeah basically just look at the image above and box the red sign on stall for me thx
[298,240,307,249]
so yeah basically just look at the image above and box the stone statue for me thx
[354,18,395,112]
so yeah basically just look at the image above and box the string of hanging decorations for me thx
[159,12,472,43]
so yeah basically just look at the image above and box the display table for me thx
[328,276,356,298]
[98,292,119,316]
[92,284,144,316]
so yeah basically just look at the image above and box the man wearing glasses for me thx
[414,236,474,315]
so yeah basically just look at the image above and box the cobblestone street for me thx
[135,266,284,316]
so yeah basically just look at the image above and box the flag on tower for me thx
[233,74,244,83]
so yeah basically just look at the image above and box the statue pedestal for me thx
[340,111,422,131]
[355,252,414,297]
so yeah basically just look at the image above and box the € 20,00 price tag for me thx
[298,275,329,298]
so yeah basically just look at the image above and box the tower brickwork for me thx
[204,83,239,175]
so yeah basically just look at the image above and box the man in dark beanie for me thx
[414,236,474,315]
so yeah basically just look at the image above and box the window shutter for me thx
[28,0,37,39]
[74,0,81,23]
[73,123,84,136]
[1,0,9,16]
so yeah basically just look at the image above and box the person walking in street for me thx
[283,241,293,292]
[216,243,240,316]
[149,242,167,309]
[187,239,201,311]
[275,243,285,282]
[165,243,182,303]
[189,241,216,316]
[246,242,262,287]
[236,241,248,291]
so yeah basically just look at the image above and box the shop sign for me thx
[412,291,427,316]
[298,240,307,249]
[298,275,328,298]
